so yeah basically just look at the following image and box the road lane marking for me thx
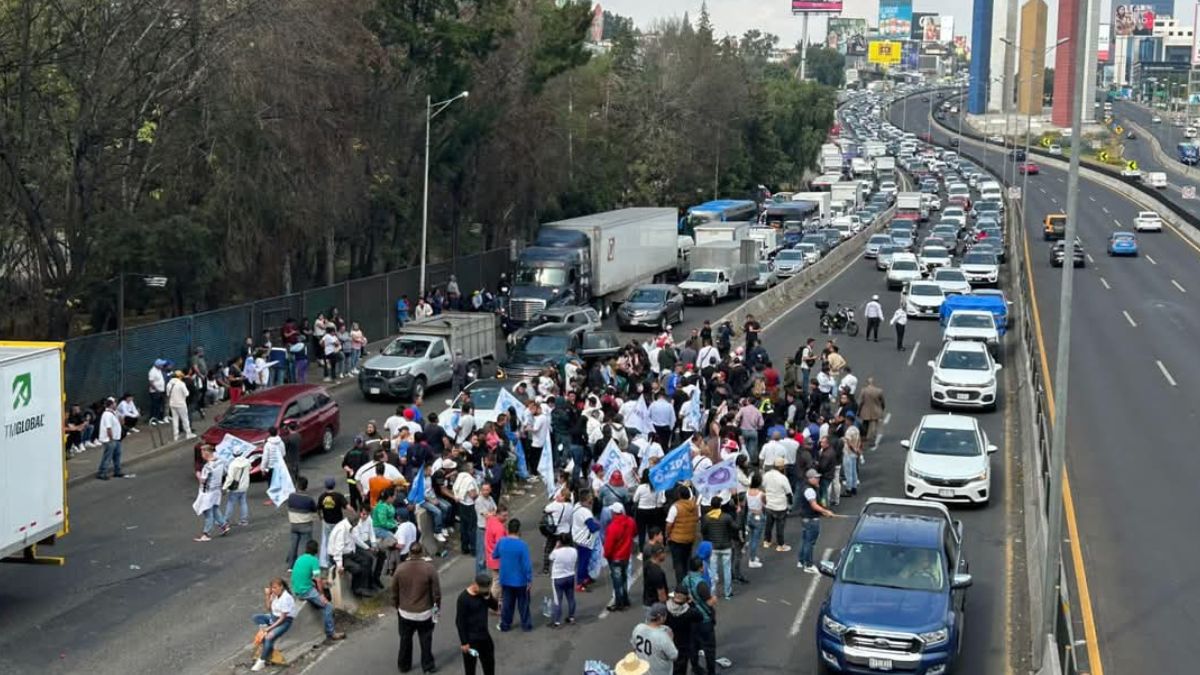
[1100,277,1111,290]
[1022,221,1106,675]
[907,341,920,367]
[872,413,891,450]
[1157,360,1178,386]
[788,548,833,637]
[1085,253,1095,264]
[1172,279,1187,293]
[1088,195,1096,202]
[1039,187,1047,194]
[1113,219,1120,227]
[1103,208,1110,215]
[1145,254,1157,265]
[1122,310,1138,327]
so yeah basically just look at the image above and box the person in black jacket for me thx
[456,573,499,675]
[665,586,705,675]
[699,496,740,601]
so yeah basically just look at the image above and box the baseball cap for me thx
[646,602,668,621]
[805,468,820,479]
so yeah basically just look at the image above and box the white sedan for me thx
[903,412,997,505]
[918,245,952,272]
[903,280,946,318]
[931,268,972,295]
[887,254,924,290]
[1133,211,1164,232]
[928,339,1002,411]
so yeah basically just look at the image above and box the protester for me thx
[630,603,679,675]
[328,509,376,597]
[250,578,296,672]
[797,469,836,574]
[285,477,318,570]
[456,573,499,675]
[605,502,637,612]
[665,586,705,675]
[665,486,699,585]
[193,445,229,541]
[682,557,718,675]
[493,518,534,632]
[548,533,578,627]
[223,444,253,526]
[290,540,345,641]
[391,542,441,673]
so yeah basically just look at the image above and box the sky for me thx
[598,0,1196,50]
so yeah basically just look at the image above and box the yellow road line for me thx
[1020,215,1105,675]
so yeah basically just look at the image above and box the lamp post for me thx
[420,90,470,299]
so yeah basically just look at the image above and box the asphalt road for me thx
[910,95,1200,675]
[1111,100,1200,212]
[306,175,1024,674]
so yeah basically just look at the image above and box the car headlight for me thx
[396,366,411,376]
[932,374,950,386]
[971,470,989,483]
[822,615,849,637]
[919,628,949,646]
[495,368,505,379]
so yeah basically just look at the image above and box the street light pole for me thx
[419,90,470,299]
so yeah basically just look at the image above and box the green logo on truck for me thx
[11,372,31,409]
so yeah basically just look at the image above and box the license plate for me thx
[938,489,955,498]
[369,387,381,395]
[955,393,969,400]
[869,658,893,671]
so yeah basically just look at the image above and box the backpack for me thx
[539,503,568,538]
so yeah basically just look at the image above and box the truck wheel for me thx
[321,427,335,454]
[412,377,426,402]
[709,293,718,306]
[738,284,747,299]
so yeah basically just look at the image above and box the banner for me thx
[648,442,694,492]
[409,464,427,505]
[902,40,921,69]
[912,13,939,41]
[496,387,530,425]
[868,40,903,65]
[597,440,622,481]
[879,0,913,39]
[1114,5,1155,36]
[939,16,955,43]
[827,18,868,55]
[692,458,739,497]
[1194,2,1200,65]
[792,0,844,12]
[1099,23,1111,62]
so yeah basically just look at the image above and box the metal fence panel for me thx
[387,268,422,311]
[65,332,121,406]
[347,275,389,343]
[122,317,192,411]
[253,294,303,340]
[192,305,251,371]
[303,284,345,324]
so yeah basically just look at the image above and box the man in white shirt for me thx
[383,406,407,439]
[528,403,551,472]
[354,450,404,500]
[96,397,126,480]
[759,430,788,468]
[840,367,858,397]
[165,371,194,441]
[147,361,166,424]
[327,510,376,596]
[863,294,884,342]
[762,458,793,552]
[116,394,141,434]
[890,306,908,351]
[454,404,476,446]
[696,341,721,372]
[452,462,480,556]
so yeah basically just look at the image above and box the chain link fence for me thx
[64,247,511,410]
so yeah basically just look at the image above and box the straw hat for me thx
[614,653,650,675]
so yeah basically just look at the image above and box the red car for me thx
[1018,161,1040,175]
[193,384,340,475]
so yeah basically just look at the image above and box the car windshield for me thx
[949,314,995,329]
[628,288,667,304]
[797,244,817,252]
[878,246,897,256]
[922,248,948,259]
[936,270,967,282]
[381,337,432,357]
[870,235,892,244]
[688,271,719,283]
[910,284,942,297]
[839,542,946,592]
[452,382,520,411]
[914,426,983,456]
[582,332,621,352]
[778,251,804,262]
[515,265,567,287]
[515,334,570,356]
[892,261,918,272]
[219,404,280,430]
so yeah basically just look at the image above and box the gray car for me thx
[616,284,685,331]
[752,261,781,289]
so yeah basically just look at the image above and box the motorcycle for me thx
[815,300,859,337]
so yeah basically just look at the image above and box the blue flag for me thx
[409,464,426,506]
[512,435,530,480]
[649,441,694,492]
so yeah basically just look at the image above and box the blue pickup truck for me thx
[816,498,972,674]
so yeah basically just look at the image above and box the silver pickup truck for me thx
[357,312,497,401]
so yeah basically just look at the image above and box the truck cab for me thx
[509,238,588,323]
[816,498,971,674]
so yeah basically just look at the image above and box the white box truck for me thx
[1,342,68,564]
[678,240,758,305]
[791,191,833,226]
[694,223,750,246]
[830,182,863,212]
[358,313,498,400]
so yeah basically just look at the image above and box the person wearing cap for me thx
[796,468,834,573]
[890,303,908,351]
[605,502,637,612]
[165,369,194,441]
[630,602,678,675]
[864,294,885,341]
[223,443,253,525]
[665,585,704,674]
[456,572,499,675]
[762,457,792,552]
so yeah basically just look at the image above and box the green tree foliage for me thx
[803,45,846,88]
[0,0,837,338]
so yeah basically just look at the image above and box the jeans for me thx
[252,613,292,662]
[224,490,249,523]
[801,367,811,392]
[747,513,765,560]
[575,544,593,584]
[842,453,860,492]
[570,444,588,483]
[397,616,436,672]
[740,429,760,465]
[286,524,313,567]
[668,541,692,586]
[799,517,821,567]
[97,440,122,477]
[474,528,487,576]
[552,576,576,622]
[499,585,532,631]
[299,587,336,637]
[349,349,361,372]
[422,499,448,532]
[610,560,631,607]
[711,548,733,599]
[202,502,227,535]
[150,391,165,421]
[765,509,787,546]
[296,358,309,383]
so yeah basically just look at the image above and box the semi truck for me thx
[358,313,498,401]
[1,342,68,565]
[678,240,757,305]
[508,208,680,322]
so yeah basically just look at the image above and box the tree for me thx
[803,45,845,87]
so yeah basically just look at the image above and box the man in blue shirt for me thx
[647,390,676,448]
[491,518,533,631]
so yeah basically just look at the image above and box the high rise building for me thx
[1018,0,1049,115]
[1051,0,1080,126]
[969,0,995,113]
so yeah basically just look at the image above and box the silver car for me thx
[865,234,893,259]
[752,261,780,290]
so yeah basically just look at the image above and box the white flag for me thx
[597,440,622,481]
[496,388,530,425]
[692,457,738,497]
[267,462,296,507]
[539,440,557,498]
[214,434,256,465]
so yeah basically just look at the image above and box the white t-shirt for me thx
[271,590,298,618]
[530,413,551,449]
[759,440,787,467]
[841,373,859,396]
[780,438,801,464]
[638,442,664,474]
[116,400,139,419]
[395,521,418,554]
[383,414,406,439]
[570,506,596,547]
[633,484,663,510]
[544,501,573,534]
[322,332,340,357]
[549,546,578,581]
[453,472,478,505]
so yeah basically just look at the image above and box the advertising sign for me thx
[940,16,955,43]
[1098,23,1111,62]
[902,40,921,69]
[827,18,869,55]
[879,0,913,39]
[912,13,939,41]
[1113,5,1155,36]
[1194,2,1200,65]
[868,40,903,64]
[792,0,844,12]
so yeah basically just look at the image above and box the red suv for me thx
[193,384,340,475]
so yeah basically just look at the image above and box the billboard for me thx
[912,13,940,41]
[1098,23,1111,62]
[1114,5,1155,36]
[868,40,904,64]
[940,16,955,43]
[792,0,844,12]
[1194,2,1200,65]
[902,40,921,69]
[879,0,913,39]
[827,18,869,55]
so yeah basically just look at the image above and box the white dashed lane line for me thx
[1172,279,1187,293]
[1100,277,1111,290]
[1123,310,1138,328]
[1157,360,1178,387]
[1145,254,1157,265]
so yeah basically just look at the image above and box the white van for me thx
[1186,127,1198,139]
[1142,172,1168,189]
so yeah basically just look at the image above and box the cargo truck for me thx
[507,208,680,322]
[694,222,751,246]
[1,342,68,565]
[874,156,897,178]
[745,227,782,259]
[830,182,864,212]
[896,191,927,222]
[358,313,498,401]
[791,192,833,226]
[678,240,758,305]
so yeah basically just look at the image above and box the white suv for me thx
[1133,211,1164,232]
[928,340,1001,410]
[887,253,923,290]
[902,413,997,505]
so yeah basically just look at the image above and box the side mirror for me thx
[444,399,454,407]
[900,439,911,449]
[282,418,297,427]
[927,360,936,368]
[951,573,973,589]
[986,444,998,454]
[993,363,1003,371]
[819,560,837,578]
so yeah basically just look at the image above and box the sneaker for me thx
[803,565,820,575]
[194,534,212,542]
[129,427,140,433]
[323,377,333,383]
[219,524,232,536]
[326,632,346,641]
[434,532,447,543]
[185,433,197,440]
[250,659,266,672]
[238,520,249,526]
[716,657,733,668]
[776,545,792,552]
[565,617,576,625]
[550,621,562,628]
[762,541,772,549]
[796,561,806,569]
[748,560,763,569]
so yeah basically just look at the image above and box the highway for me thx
[1111,100,1200,212]
[903,94,1200,675]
